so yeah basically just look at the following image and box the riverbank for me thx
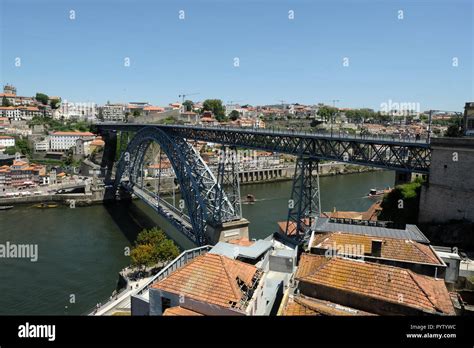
[0,191,105,207]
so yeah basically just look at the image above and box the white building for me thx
[50,131,95,151]
[34,137,50,152]
[0,107,21,120]
[59,100,97,121]
[0,135,15,148]
[101,103,126,122]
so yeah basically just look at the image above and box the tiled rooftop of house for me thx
[281,294,377,316]
[296,253,455,315]
[151,253,261,311]
[228,237,255,247]
[162,306,203,316]
[310,232,442,265]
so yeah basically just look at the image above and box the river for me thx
[0,170,394,315]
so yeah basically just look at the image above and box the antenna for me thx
[178,92,200,103]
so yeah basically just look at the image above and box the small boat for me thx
[244,194,256,204]
[0,205,14,210]
[367,188,390,199]
[35,203,58,209]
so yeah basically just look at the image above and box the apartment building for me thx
[50,131,95,151]
[101,103,126,121]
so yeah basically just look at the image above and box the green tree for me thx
[132,110,141,117]
[203,99,226,121]
[182,100,194,112]
[131,227,180,267]
[4,146,17,155]
[379,179,424,224]
[229,110,240,121]
[2,96,11,107]
[444,117,463,137]
[35,93,49,105]
[317,106,337,122]
[50,98,61,109]
[155,239,180,263]
[136,227,167,246]
[131,244,156,269]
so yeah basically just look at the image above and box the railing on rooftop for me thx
[135,244,213,297]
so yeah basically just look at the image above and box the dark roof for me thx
[313,217,429,243]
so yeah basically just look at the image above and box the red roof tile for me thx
[152,253,260,311]
[296,254,454,315]
[311,232,442,265]
[163,306,203,316]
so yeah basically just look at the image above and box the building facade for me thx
[100,103,126,122]
[50,131,95,151]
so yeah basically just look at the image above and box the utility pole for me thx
[178,92,200,104]
[331,99,340,137]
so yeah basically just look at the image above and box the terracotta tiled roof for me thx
[90,139,105,146]
[322,211,364,219]
[163,306,203,316]
[152,253,260,310]
[277,219,311,236]
[143,106,165,112]
[282,295,376,316]
[311,232,442,265]
[296,254,454,315]
[52,131,94,136]
[12,160,28,166]
[228,237,255,247]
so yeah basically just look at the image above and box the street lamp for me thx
[331,99,340,137]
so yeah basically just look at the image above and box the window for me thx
[161,297,171,312]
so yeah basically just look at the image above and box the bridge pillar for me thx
[284,156,321,240]
[394,171,411,186]
[205,218,250,244]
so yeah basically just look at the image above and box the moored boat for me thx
[0,205,14,210]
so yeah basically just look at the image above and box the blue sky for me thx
[1,0,472,111]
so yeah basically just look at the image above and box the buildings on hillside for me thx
[49,131,95,151]
[0,159,46,188]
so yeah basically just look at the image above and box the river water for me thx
[0,170,394,315]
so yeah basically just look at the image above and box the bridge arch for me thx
[113,126,234,245]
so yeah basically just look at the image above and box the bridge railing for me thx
[172,123,429,145]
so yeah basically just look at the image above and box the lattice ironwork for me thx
[215,146,242,222]
[97,124,431,173]
[112,126,234,245]
[285,157,321,240]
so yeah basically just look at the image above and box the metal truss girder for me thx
[97,125,432,174]
[215,146,242,222]
[285,157,321,240]
[113,127,232,246]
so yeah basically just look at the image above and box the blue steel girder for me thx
[156,126,431,174]
[97,124,431,173]
[113,126,234,245]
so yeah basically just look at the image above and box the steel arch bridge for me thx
[97,123,431,174]
[112,126,236,245]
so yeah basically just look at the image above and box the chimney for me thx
[371,240,383,257]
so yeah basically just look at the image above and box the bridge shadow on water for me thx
[103,199,197,250]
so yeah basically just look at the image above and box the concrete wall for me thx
[419,138,474,223]
[299,281,430,315]
[149,288,244,316]
[131,294,150,316]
